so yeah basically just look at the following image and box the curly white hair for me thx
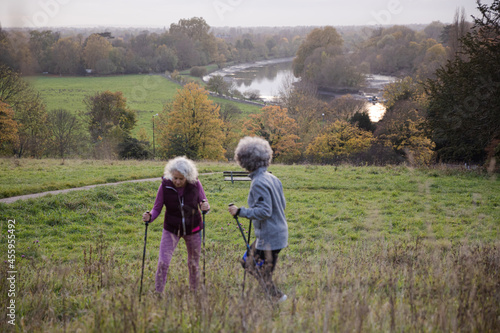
[163,156,198,183]
[234,136,273,172]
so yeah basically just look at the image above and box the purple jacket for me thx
[149,177,207,236]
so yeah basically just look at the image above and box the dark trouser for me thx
[242,241,283,298]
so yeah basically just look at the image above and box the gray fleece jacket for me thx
[238,166,288,250]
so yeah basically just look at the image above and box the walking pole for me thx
[242,219,252,296]
[139,219,150,302]
[229,204,251,253]
[202,209,207,287]
[230,208,270,299]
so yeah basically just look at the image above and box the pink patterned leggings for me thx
[155,229,201,293]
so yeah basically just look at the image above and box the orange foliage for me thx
[0,101,18,150]
[244,105,301,162]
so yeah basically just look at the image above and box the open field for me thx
[0,158,235,199]
[1,160,499,331]
[28,75,262,140]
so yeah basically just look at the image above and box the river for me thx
[204,59,396,122]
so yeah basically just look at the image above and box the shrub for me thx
[189,66,207,78]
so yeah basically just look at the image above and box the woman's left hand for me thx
[200,200,210,212]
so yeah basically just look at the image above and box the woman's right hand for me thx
[142,211,151,222]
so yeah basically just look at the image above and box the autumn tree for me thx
[0,65,49,157]
[219,103,242,160]
[85,90,136,158]
[0,101,18,154]
[243,105,301,162]
[83,34,113,72]
[415,43,447,80]
[383,76,426,111]
[377,76,434,165]
[375,101,435,166]
[157,82,225,160]
[305,120,373,163]
[52,37,83,74]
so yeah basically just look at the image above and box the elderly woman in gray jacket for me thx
[228,136,288,302]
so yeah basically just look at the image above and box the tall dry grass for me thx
[2,236,498,332]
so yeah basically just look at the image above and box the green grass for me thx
[28,75,262,140]
[0,158,236,199]
[0,162,499,331]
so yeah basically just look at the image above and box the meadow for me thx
[1,160,499,332]
[28,75,261,140]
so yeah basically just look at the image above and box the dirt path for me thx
[0,177,162,204]
[1,172,221,204]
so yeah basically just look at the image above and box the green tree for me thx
[293,26,364,88]
[155,44,178,72]
[425,0,500,163]
[0,25,18,70]
[157,82,225,160]
[206,75,232,96]
[29,30,59,72]
[350,111,375,132]
[85,90,136,158]
[170,17,217,66]
[293,26,343,77]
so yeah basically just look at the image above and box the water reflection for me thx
[205,59,396,122]
[230,61,292,89]
[204,58,296,101]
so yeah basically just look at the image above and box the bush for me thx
[118,136,152,160]
[189,66,207,78]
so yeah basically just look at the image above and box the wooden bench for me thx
[223,171,251,183]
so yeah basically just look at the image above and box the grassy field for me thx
[28,75,262,140]
[1,160,499,331]
[0,158,236,199]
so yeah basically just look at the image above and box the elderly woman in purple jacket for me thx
[142,156,210,293]
[228,136,288,302]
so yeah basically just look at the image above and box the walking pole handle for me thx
[230,204,251,252]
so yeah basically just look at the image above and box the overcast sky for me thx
[1,0,492,29]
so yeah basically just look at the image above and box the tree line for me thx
[1,2,498,167]
[2,16,465,80]
[0,17,304,76]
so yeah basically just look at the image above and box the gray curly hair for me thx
[234,136,273,172]
[164,156,198,183]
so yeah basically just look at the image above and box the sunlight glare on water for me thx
[366,102,386,122]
